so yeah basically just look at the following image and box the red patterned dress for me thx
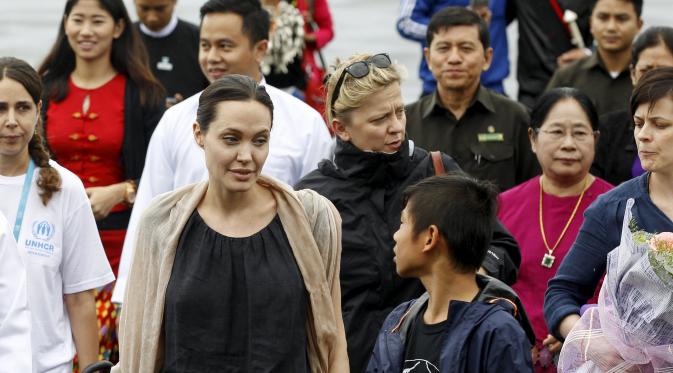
[45,74,127,364]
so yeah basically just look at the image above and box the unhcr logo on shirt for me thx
[32,220,55,241]
[25,220,56,258]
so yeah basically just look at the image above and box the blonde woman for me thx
[296,53,529,372]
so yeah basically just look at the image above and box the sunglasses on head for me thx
[330,53,392,113]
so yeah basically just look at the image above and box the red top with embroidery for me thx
[46,74,127,213]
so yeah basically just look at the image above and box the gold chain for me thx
[539,176,589,256]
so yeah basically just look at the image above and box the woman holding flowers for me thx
[544,67,673,369]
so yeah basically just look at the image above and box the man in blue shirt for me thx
[397,0,509,96]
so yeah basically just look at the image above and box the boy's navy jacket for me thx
[367,274,534,372]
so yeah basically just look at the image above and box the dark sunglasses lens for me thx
[347,62,370,78]
[371,54,392,68]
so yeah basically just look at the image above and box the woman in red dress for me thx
[296,0,334,114]
[38,0,164,364]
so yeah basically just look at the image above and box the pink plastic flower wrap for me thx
[558,199,673,372]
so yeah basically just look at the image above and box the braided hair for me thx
[1,57,61,205]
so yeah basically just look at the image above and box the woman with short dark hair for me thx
[499,88,613,372]
[593,26,673,185]
[115,74,348,372]
[545,67,673,349]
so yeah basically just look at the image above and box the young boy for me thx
[367,174,533,372]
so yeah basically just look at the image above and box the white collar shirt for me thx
[139,14,179,38]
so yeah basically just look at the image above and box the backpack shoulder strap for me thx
[430,151,445,176]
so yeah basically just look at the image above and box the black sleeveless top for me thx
[162,210,309,372]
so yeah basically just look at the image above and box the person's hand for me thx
[543,334,563,353]
[472,5,492,25]
[558,313,581,339]
[166,93,184,108]
[584,338,637,371]
[531,345,540,364]
[557,48,590,68]
[86,183,127,220]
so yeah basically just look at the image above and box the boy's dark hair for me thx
[630,67,673,119]
[196,74,274,133]
[402,173,498,273]
[200,0,270,46]
[592,0,643,17]
[530,87,599,131]
[426,7,490,50]
[631,26,673,67]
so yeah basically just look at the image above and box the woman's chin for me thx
[213,176,259,193]
[638,159,657,173]
[546,168,587,181]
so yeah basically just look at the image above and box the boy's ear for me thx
[421,225,442,253]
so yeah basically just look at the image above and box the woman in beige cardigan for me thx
[114,74,348,372]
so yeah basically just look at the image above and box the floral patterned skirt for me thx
[72,283,119,372]
[73,229,124,372]
[96,282,119,362]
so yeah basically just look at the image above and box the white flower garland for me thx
[261,2,305,75]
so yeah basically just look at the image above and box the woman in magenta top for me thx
[498,88,612,373]
[37,0,164,364]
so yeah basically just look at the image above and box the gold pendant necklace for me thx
[539,176,589,268]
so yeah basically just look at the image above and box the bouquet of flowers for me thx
[260,1,305,75]
[648,232,673,287]
[558,199,673,372]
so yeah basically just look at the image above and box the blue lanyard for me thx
[13,159,35,241]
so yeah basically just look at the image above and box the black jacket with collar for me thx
[545,53,632,116]
[295,139,521,373]
[405,86,538,192]
[592,109,636,185]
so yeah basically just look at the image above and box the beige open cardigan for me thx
[113,176,349,372]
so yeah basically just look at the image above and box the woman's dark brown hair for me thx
[1,57,61,205]
[38,0,164,107]
[630,67,673,118]
[196,74,274,132]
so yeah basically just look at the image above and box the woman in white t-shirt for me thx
[0,210,31,371]
[0,57,114,372]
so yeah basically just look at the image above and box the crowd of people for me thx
[1,0,672,372]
